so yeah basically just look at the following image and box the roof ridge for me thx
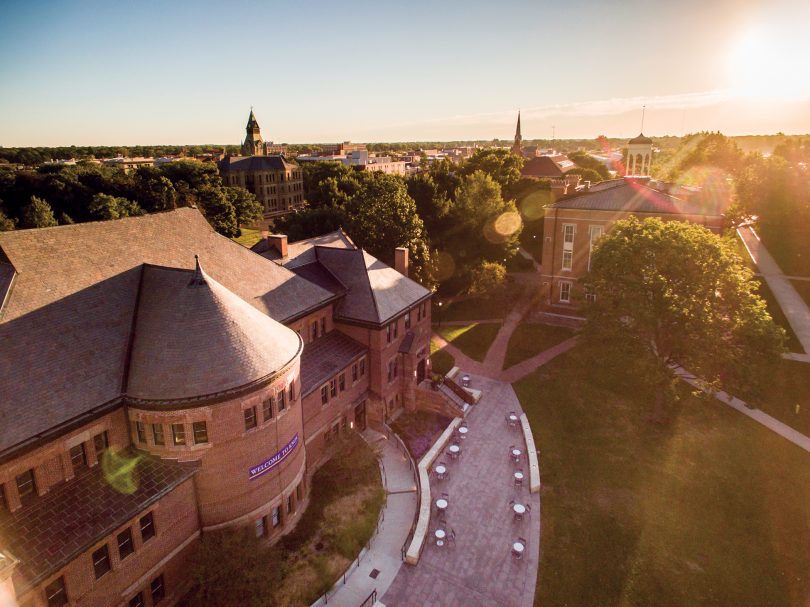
[361,249,383,322]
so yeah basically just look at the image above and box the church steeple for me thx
[511,111,523,156]
[242,107,264,156]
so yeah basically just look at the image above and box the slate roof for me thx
[0,208,334,455]
[629,133,653,144]
[252,230,355,268]
[219,155,294,172]
[548,178,722,216]
[127,264,302,403]
[0,450,199,594]
[299,331,367,396]
[521,155,569,178]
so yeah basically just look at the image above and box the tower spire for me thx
[511,111,523,156]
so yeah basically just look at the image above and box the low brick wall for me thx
[519,413,541,493]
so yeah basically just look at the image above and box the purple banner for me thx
[248,434,299,480]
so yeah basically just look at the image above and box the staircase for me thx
[414,380,469,418]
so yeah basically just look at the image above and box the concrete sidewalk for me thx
[738,226,810,354]
[313,431,417,607]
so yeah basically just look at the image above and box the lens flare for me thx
[101,449,142,495]
[433,250,456,282]
[485,211,522,243]
[519,191,551,221]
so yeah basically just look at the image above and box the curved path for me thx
[382,375,540,607]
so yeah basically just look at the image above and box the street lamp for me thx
[437,301,443,327]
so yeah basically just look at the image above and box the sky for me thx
[1,0,809,146]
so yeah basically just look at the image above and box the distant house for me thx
[521,154,576,179]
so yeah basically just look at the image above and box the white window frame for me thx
[562,250,573,271]
[562,224,576,249]
[588,225,603,271]
[559,281,572,303]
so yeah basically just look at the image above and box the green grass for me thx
[503,322,575,370]
[435,322,501,362]
[434,287,522,322]
[745,359,810,436]
[514,352,810,607]
[755,279,803,352]
[430,337,455,376]
[758,223,810,278]
[233,227,262,248]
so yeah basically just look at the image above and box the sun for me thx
[727,27,810,100]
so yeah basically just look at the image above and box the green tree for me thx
[20,195,58,228]
[302,161,358,208]
[196,186,239,237]
[88,193,144,220]
[565,167,603,183]
[583,217,784,417]
[467,260,506,296]
[406,173,452,244]
[461,148,524,191]
[273,206,344,242]
[0,208,16,231]
[568,151,610,180]
[225,186,264,226]
[134,167,177,212]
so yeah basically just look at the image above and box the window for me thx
[324,427,331,444]
[330,378,337,398]
[172,423,186,445]
[387,360,394,382]
[416,305,422,322]
[559,281,572,303]
[288,380,295,403]
[421,302,427,319]
[393,320,398,339]
[563,223,576,245]
[150,574,165,604]
[319,317,325,336]
[404,311,411,329]
[128,592,145,607]
[70,443,86,470]
[271,506,280,527]
[296,483,302,501]
[360,358,366,377]
[310,321,318,341]
[351,363,358,382]
[585,287,597,304]
[140,512,155,542]
[193,421,208,444]
[135,421,146,443]
[562,250,573,271]
[278,390,286,412]
[0,484,6,512]
[92,544,111,579]
[386,323,392,343]
[255,517,266,538]
[117,528,134,560]
[94,431,109,458]
[263,396,274,422]
[321,385,329,405]
[287,494,293,514]
[152,424,164,446]
[244,407,257,431]
[588,225,603,271]
[339,373,345,392]
[45,576,68,607]
[16,469,36,506]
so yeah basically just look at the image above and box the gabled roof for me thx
[521,155,567,178]
[0,208,333,455]
[127,262,301,403]
[252,229,355,268]
[219,155,293,172]
[548,178,722,216]
[299,331,367,397]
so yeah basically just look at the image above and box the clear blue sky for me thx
[1,0,808,145]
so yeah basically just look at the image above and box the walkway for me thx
[382,375,541,607]
[738,226,810,353]
[673,366,810,453]
[315,431,417,607]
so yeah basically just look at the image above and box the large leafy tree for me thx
[461,148,524,191]
[88,193,144,220]
[225,186,263,226]
[20,195,58,228]
[583,217,784,416]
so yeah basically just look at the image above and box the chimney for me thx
[268,234,288,258]
[394,247,409,277]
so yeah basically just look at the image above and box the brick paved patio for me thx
[382,374,540,607]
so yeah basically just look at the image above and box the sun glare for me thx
[727,28,810,100]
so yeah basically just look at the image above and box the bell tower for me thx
[511,111,523,156]
[626,106,653,176]
[242,108,265,156]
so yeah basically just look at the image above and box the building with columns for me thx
[625,133,653,176]
[0,207,435,607]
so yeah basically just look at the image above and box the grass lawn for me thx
[430,337,455,376]
[758,224,810,278]
[233,227,262,248]
[514,352,810,607]
[756,279,803,352]
[433,295,507,322]
[790,279,810,312]
[435,322,501,362]
[502,322,575,370]
[182,433,384,607]
[745,359,810,436]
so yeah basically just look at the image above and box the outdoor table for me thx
[513,541,525,554]
[435,529,446,540]
[513,504,526,515]
[514,471,524,482]
[458,426,468,436]
[435,464,447,475]
[511,448,522,458]
[436,498,449,511]
[449,445,460,454]
[462,374,471,387]
[508,414,518,423]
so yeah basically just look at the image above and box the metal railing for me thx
[382,423,421,563]
[358,589,377,607]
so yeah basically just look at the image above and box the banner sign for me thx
[248,434,299,480]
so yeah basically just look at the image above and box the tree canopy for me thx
[582,217,784,413]
[460,148,524,191]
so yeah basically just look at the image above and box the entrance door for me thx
[354,401,367,431]
[417,358,426,384]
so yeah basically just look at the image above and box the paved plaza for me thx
[382,375,541,607]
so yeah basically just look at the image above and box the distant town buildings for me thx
[297,146,408,176]
[219,110,304,224]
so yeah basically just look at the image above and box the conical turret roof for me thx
[629,133,652,144]
[126,260,301,402]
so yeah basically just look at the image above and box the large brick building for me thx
[0,208,432,606]
[540,176,725,312]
